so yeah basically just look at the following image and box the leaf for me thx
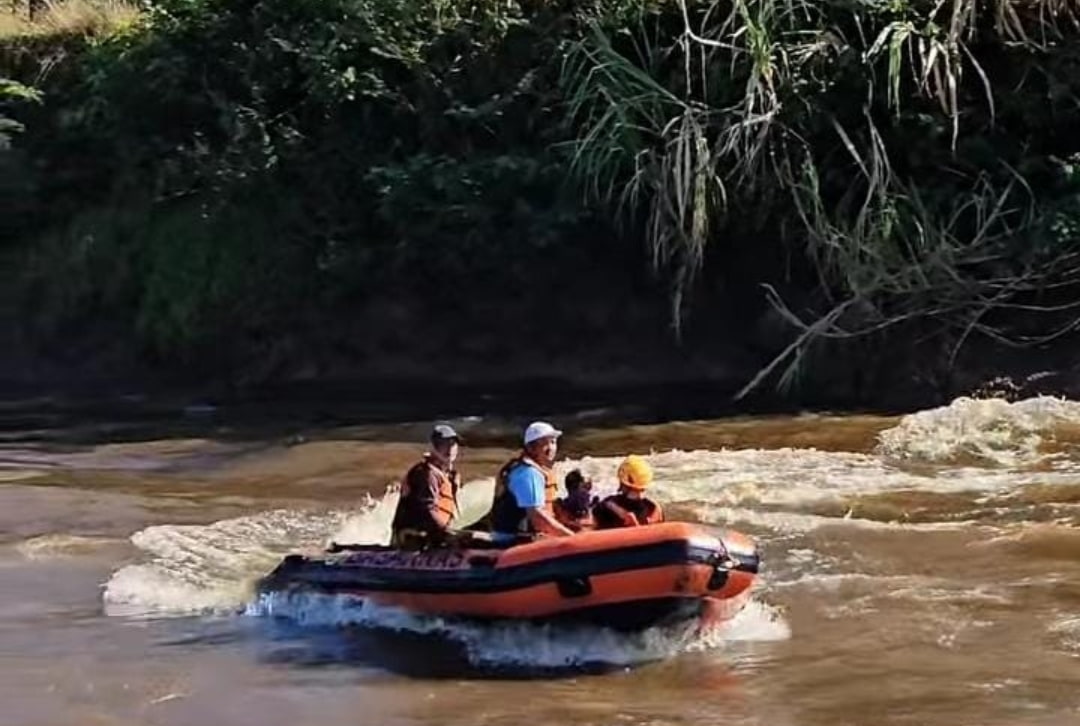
[0,80,43,104]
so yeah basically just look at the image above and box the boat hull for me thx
[257,522,758,632]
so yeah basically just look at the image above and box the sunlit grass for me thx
[0,0,139,39]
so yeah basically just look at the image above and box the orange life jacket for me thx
[488,453,558,533]
[392,455,459,532]
[595,494,664,529]
[552,497,595,532]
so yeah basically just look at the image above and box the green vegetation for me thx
[1,78,40,148]
[4,0,1080,397]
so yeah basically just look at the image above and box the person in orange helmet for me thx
[593,454,665,529]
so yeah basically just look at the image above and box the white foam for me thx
[329,477,495,546]
[883,584,1013,607]
[328,492,400,546]
[0,469,46,483]
[769,572,925,590]
[14,534,122,560]
[102,507,359,616]
[709,597,792,643]
[570,448,1028,526]
[687,503,981,535]
[101,481,503,618]
[245,590,789,668]
[1048,616,1080,653]
[877,395,1080,467]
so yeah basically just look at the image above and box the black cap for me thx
[430,423,460,443]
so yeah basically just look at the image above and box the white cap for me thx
[523,421,562,446]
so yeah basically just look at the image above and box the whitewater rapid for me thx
[96,395,1080,667]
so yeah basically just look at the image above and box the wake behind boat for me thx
[256,522,759,632]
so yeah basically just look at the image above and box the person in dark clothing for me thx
[390,423,464,550]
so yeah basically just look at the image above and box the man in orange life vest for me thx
[593,454,665,529]
[390,423,464,551]
[487,421,575,542]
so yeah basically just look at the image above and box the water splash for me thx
[14,534,123,560]
[103,507,360,616]
[102,397,1080,625]
[876,396,1080,467]
[1048,616,1080,655]
[102,481,508,618]
[246,590,789,669]
[102,430,1069,618]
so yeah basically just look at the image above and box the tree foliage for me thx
[5,0,1080,393]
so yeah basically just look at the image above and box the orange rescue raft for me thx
[257,522,759,632]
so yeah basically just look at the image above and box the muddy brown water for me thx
[3,395,1080,725]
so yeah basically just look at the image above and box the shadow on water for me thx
[0,383,668,447]
[153,614,643,681]
[0,377,907,448]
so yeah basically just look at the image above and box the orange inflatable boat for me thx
[257,522,759,632]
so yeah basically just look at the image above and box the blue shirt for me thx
[490,463,547,541]
[507,464,546,508]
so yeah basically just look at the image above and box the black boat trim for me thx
[497,596,707,632]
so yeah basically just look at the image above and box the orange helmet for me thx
[617,454,653,490]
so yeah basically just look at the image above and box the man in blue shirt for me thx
[487,421,575,541]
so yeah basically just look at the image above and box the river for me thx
[2,394,1080,725]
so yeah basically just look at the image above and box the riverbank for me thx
[5,0,1080,422]
[3,322,1079,451]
